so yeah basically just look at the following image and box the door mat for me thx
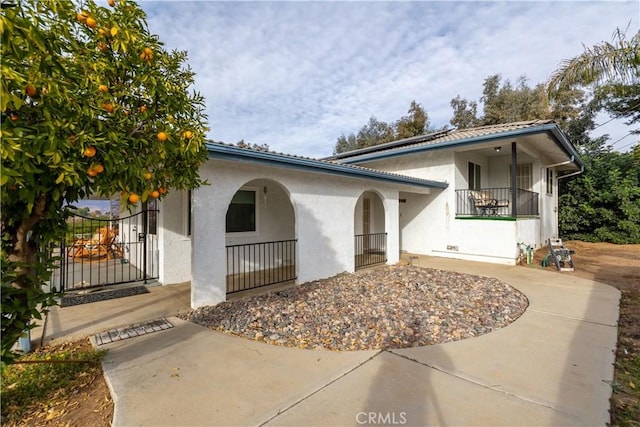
[61,285,149,307]
[94,318,174,346]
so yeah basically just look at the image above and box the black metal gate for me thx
[355,232,387,269]
[50,208,159,292]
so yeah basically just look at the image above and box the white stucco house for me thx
[153,119,584,308]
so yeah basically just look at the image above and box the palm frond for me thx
[547,28,640,98]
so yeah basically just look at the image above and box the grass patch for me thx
[1,339,106,424]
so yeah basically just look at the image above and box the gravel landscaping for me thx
[179,265,529,351]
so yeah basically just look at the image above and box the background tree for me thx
[547,27,640,244]
[333,101,433,154]
[235,140,270,152]
[449,74,584,129]
[394,100,430,139]
[450,95,480,129]
[548,27,640,135]
[548,26,639,134]
[1,0,209,363]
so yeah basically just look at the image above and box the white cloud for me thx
[142,0,639,158]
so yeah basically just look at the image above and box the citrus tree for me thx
[1,0,209,363]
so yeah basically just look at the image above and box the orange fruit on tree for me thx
[139,105,147,113]
[86,17,97,28]
[183,130,193,139]
[87,167,98,177]
[108,0,115,6]
[98,84,108,93]
[150,190,160,199]
[10,113,19,122]
[94,164,104,174]
[102,102,114,113]
[25,84,37,97]
[97,42,108,51]
[157,132,168,141]
[77,11,88,22]
[144,172,152,180]
[158,187,167,195]
[128,193,140,204]
[83,146,97,157]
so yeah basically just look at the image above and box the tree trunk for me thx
[6,193,48,290]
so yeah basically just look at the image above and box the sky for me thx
[141,0,639,158]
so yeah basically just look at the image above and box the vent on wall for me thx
[446,245,459,251]
[399,199,407,203]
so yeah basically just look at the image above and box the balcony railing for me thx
[355,233,387,269]
[226,239,297,294]
[456,187,539,217]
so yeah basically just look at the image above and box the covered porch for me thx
[190,142,446,308]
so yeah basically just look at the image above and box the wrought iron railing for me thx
[456,188,539,217]
[49,209,158,292]
[355,233,387,269]
[226,239,297,294]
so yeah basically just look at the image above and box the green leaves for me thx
[559,148,640,244]
[1,0,209,364]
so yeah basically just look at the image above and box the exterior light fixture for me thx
[494,146,502,152]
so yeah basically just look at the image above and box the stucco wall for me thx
[357,152,452,257]
[539,167,559,247]
[437,219,518,264]
[158,190,191,285]
[191,159,403,308]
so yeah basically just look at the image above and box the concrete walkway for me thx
[40,257,620,426]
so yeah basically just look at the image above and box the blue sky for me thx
[141,1,639,158]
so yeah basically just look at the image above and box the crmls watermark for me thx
[356,412,407,425]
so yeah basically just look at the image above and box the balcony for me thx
[456,187,539,218]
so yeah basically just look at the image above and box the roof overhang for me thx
[336,123,585,172]
[206,142,449,190]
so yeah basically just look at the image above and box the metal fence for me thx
[456,188,539,217]
[226,239,297,294]
[355,233,387,269]
[50,209,158,292]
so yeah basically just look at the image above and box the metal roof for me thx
[327,120,584,169]
[206,141,449,189]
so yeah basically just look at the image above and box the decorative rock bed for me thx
[179,265,528,351]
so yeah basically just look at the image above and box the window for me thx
[226,189,256,233]
[468,162,481,189]
[546,168,553,195]
[516,163,532,190]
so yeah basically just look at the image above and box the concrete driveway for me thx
[41,257,620,426]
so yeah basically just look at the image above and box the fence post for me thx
[142,207,148,284]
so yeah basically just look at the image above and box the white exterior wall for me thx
[356,149,560,265]
[191,159,403,308]
[441,219,518,264]
[158,190,191,285]
[539,167,559,247]
[362,151,452,257]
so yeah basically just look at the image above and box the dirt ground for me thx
[531,240,640,425]
[11,241,637,427]
[531,240,640,292]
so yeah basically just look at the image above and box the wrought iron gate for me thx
[50,208,158,292]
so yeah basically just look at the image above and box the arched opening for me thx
[225,179,297,295]
[354,190,387,269]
